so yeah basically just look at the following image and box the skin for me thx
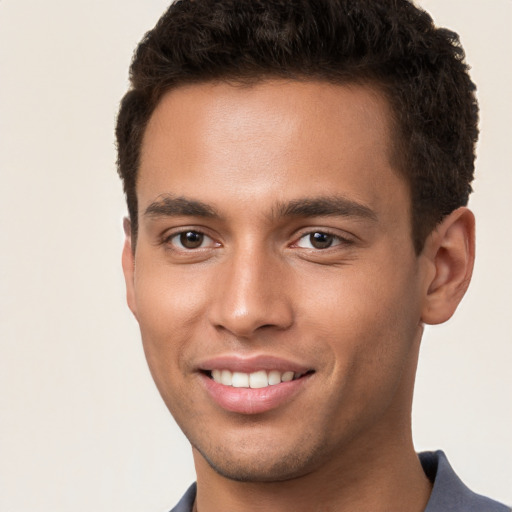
[122,80,475,511]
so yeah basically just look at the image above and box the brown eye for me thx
[309,232,335,249]
[295,231,344,250]
[176,231,205,249]
[165,230,220,254]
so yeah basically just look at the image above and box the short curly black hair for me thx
[116,0,478,253]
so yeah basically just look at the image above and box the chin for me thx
[192,435,328,483]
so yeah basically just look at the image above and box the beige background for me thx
[0,0,511,510]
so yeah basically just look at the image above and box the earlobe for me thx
[421,207,475,325]
[121,217,138,320]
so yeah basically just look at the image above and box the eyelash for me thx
[292,230,354,250]
[162,230,218,250]
[162,228,354,252]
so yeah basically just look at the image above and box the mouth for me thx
[198,356,315,414]
[203,368,314,389]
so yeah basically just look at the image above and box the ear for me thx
[421,207,475,325]
[121,217,138,320]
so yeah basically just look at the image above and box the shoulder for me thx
[420,450,510,512]
[169,483,196,512]
[168,455,511,512]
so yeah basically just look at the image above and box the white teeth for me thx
[232,372,249,388]
[281,371,294,382]
[220,369,232,386]
[249,370,268,388]
[210,369,302,388]
[268,370,281,386]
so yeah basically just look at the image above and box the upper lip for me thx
[197,354,313,374]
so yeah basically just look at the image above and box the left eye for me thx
[168,231,213,249]
[295,232,341,250]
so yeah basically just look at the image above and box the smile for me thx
[209,369,309,388]
[199,358,314,414]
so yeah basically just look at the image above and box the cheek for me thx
[299,270,421,436]
[134,258,208,331]
[300,257,422,380]
[303,259,419,326]
[132,262,210,386]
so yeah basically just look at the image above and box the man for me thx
[115,1,509,511]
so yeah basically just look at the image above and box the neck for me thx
[193,438,430,512]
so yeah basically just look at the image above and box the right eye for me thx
[167,230,216,250]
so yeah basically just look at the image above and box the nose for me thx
[208,245,294,338]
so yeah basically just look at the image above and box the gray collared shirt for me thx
[420,451,510,512]
[170,450,510,511]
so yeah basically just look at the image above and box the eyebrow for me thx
[143,194,377,222]
[272,196,378,222]
[144,195,219,219]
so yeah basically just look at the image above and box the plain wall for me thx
[0,1,510,510]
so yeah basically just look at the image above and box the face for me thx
[123,80,432,482]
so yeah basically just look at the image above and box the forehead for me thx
[138,80,407,219]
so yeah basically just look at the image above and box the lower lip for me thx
[201,373,312,415]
